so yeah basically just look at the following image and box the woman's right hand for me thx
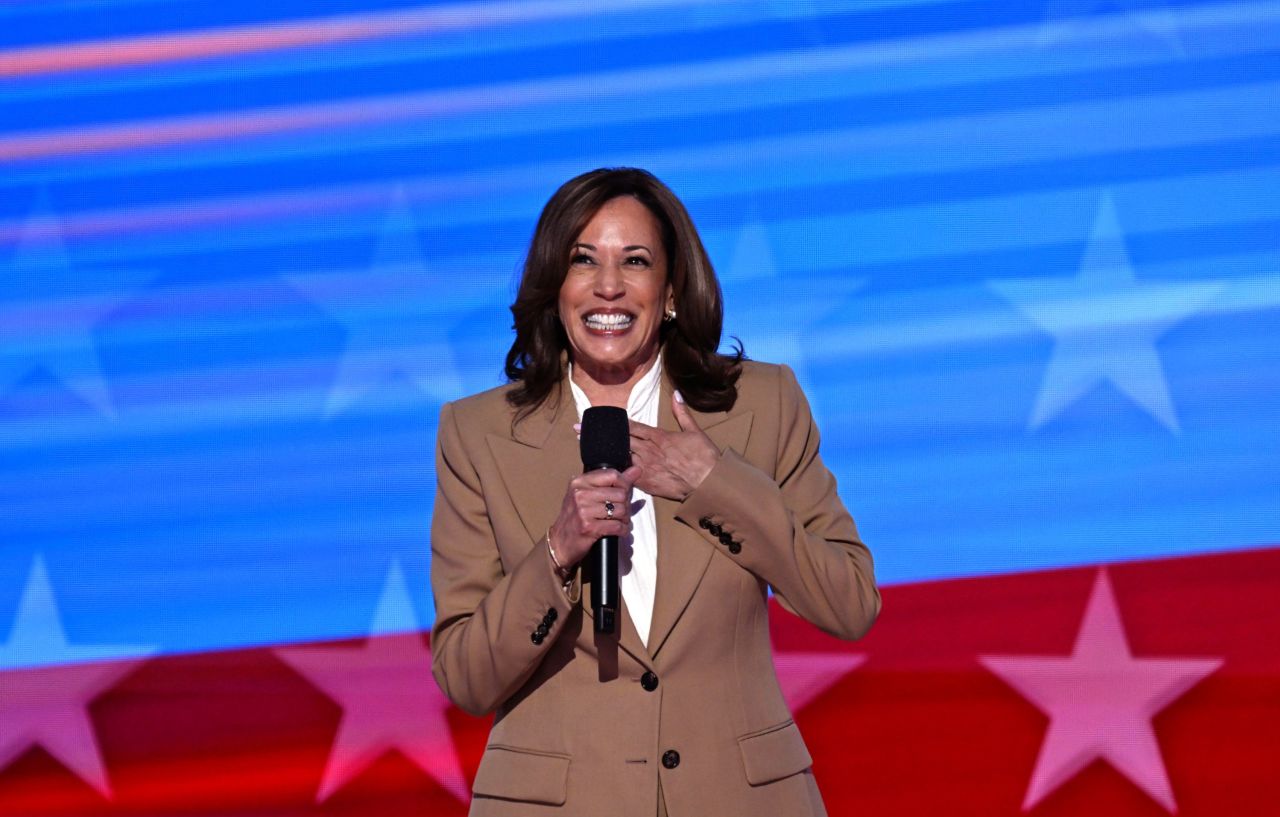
[548,465,642,568]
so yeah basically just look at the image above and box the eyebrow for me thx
[570,242,651,252]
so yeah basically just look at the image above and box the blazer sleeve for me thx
[676,364,880,640]
[429,400,581,716]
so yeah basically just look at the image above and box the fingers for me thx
[574,459,643,489]
[576,468,632,488]
[568,484,631,508]
[629,419,658,441]
[633,391,702,436]
[627,438,659,473]
[568,478,634,520]
[672,390,702,433]
[557,467,641,563]
[572,493,632,540]
[575,509,630,533]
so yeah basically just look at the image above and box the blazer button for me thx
[640,671,659,692]
[698,517,712,529]
[718,531,733,546]
[661,749,680,769]
[546,607,558,622]
[709,523,723,536]
[728,542,742,555]
[531,631,545,645]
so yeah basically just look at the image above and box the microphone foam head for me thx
[580,406,631,471]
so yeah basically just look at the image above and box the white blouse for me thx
[568,356,662,647]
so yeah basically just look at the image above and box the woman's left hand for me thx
[628,392,720,501]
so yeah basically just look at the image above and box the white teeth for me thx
[585,313,633,330]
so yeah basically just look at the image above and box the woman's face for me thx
[558,196,672,383]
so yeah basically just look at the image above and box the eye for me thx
[625,256,651,267]
[570,253,595,265]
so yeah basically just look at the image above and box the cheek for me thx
[558,276,589,314]
[556,289,576,324]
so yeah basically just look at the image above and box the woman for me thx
[430,168,879,817]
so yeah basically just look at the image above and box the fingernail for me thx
[674,390,685,404]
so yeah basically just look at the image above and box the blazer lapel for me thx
[647,379,754,659]
[485,387,652,669]
[485,392,578,548]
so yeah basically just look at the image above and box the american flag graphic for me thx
[2,1,1277,814]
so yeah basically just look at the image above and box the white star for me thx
[1039,0,1185,54]
[0,555,155,797]
[275,560,467,803]
[0,199,146,416]
[772,650,865,713]
[989,194,1222,432]
[288,187,463,416]
[980,569,1222,812]
[718,221,774,357]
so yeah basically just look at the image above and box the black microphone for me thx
[579,406,630,635]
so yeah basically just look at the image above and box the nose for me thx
[593,262,625,300]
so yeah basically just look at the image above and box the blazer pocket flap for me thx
[472,745,570,805]
[738,720,813,786]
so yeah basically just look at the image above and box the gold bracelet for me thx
[547,528,571,578]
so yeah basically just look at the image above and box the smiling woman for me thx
[429,167,880,817]
[504,167,743,421]
[557,196,673,399]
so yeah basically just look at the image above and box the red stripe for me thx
[773,547,1280,816]
[2,546,1275,814]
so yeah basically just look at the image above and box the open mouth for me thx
[583,310,635,333]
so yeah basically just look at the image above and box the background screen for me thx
[2,1,1277,814]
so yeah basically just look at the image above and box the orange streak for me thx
[0,8,446,79]
[0,183,390,244]
[0,64,524,162]
[1,19,398,79]
[0,0,577,79]
[0,104,367,162]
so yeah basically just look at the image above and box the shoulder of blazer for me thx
[730,358,794,417]
[446,381,515,424]
[443,379,572,449]
[734,358,785,389]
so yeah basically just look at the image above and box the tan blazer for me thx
[430,359,880,817]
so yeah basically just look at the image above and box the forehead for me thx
[576,196,663,243]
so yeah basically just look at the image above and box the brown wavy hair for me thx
[505,167,743,417]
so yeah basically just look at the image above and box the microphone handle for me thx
[590,534,619,634]
[582,458,626,635]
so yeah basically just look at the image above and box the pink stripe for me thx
[0,16,412,79]
[0,0,626,79]
[0,0,693,78]
[0,102,395,163]
[0,71,547,163]
[0,184,391,244]
[0,164,545,245]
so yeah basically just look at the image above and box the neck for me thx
[571,353,659,409]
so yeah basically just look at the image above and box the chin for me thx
[572,339,658,377]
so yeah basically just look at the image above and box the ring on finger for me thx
[604,500,615,519]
